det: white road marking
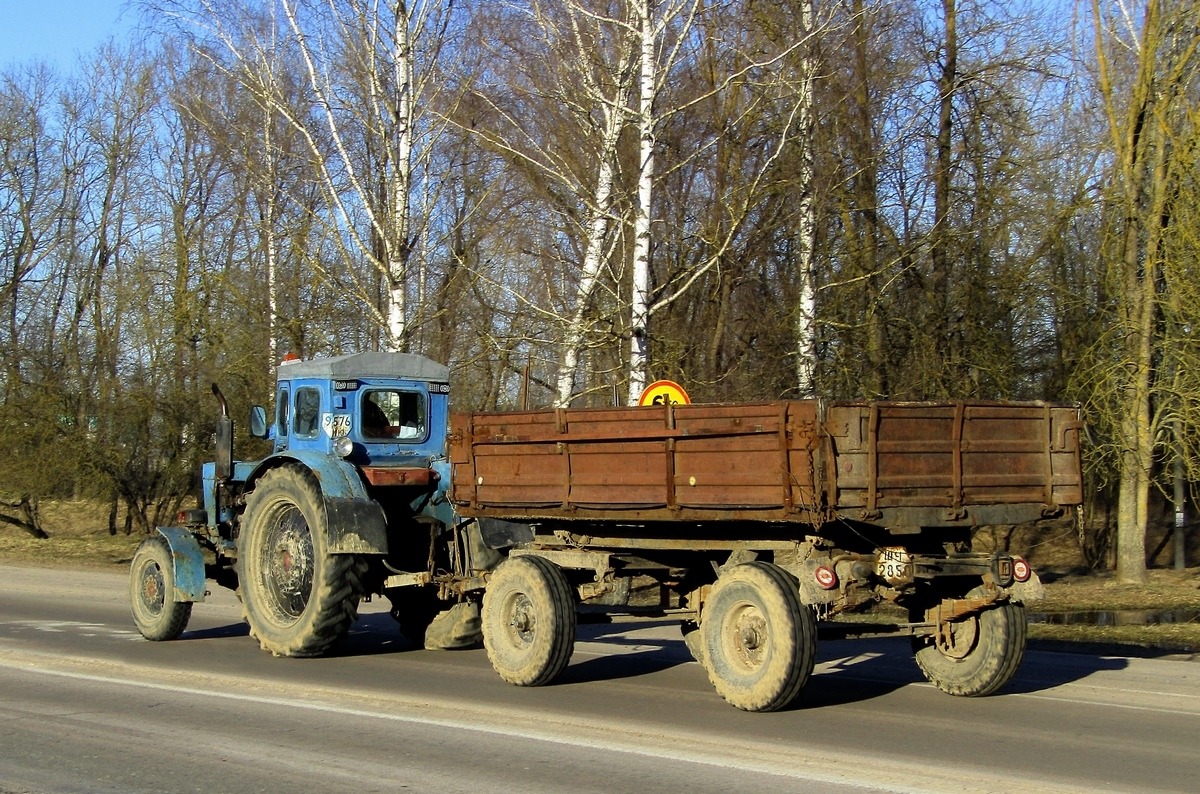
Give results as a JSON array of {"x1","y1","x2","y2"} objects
[{"x1": 0, "y1": 654, "x2": 1094, "y2": 794}]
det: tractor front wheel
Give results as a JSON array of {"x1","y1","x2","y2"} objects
[{"x1": 130, "y1": 535, "x2": 192, "y2": 641}]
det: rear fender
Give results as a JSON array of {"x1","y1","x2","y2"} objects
[
  {"x1": 245, "y1": 451, "x2": 389, "y2": 555},
  {"x1": 155, "y1": 526, "x2": 207, "y2": 603}
]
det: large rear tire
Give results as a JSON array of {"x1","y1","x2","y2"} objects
[
  {"x1": 912, "y1": 586, "x2": 1027, "y2": 696},
  {"x1": 130, "y1": 535, "x2": 192, "y2": 641},
  {"x1": 482, "y1": 555, "x2": 576, "y2": 686},
  {"x1": 237, "y1": 466, "x2": 367, "y2": 657},
  {"x1": 700, "y1": 562, "x2": 815, "y2": 712}
]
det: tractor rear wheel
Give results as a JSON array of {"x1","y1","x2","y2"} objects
[
  {"x1": 130, "y1": 535, "x2": 192, "y2": 641},
  {"x1": 237, "y1": 466, "x2": 367, "y2": 657}
]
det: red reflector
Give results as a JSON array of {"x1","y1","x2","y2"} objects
[
  {"x1": 1013, "y1": 558, "x2": 1031, "y2": 583},
  {"x1": 814, "y1": 565, "x2": 838, "y2": 590}
]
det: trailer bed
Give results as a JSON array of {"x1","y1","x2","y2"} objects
[{"x1": 448, "y1": 400, "x2": 1083, "y2": 529}]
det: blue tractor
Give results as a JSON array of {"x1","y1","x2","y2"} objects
[{"x1": 128, "y1": 352, "x2": 496, "y2": 656}]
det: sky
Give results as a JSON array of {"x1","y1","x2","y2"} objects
[{"x1": 0, "y1": 0, "x2": 134, "y2": 72}]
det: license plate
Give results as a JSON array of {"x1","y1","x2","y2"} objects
[{"x1": 876, "y1": 547, "x2": 911, "y2": 584}]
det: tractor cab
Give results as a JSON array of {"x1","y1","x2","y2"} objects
[{"x1": 261, "y1": 352, "x2": 451, "y2": 468}]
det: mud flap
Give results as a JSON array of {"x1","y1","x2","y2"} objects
[
  {"x1": 324, "y1": 496, "x2": 389, "y2": 554},
  {"x1": 477, "y1": 517, "x2": 534, "y2": 550},
  {"x1": 155, "y1": 526, "x2": 207, "y2": 603},
  {"x1": 423, "y1": 601, "x2": 482, "y2": 650}
]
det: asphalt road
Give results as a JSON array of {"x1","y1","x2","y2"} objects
[{"x1": 0, "y1": 565, "x2": 1196, "y2": 793}]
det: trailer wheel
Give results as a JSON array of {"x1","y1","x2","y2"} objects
[
  {"x1": 130, "y1": 535, "x2": 192, "y2": 641},
  {"x1": 912, "y1": 586, "x2": 1027, "y2": 696},
  {"x1": 701, "y1": 562, "x2": 815, "y2": 712},
  {"x1": 680, "y1": 619, "x2": 705, "y2": 666},
  {"x1": 389, "y1": 587, "x2": 442, "y2": 647},
  {"x1": 482, "y1": 555, "x2": 576, "y2": 686},
  {"x1": 237, "y1": 466, "x2": 367, "y2": 657}
]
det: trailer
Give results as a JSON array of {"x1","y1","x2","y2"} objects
[
  {"x1": 129, "y1": 352, "x2": 1083, "y2": 712},
  {"x1": 449, "y1": 399, "x2": 1081, "y2": 708}
]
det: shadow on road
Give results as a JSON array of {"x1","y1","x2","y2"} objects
[
  {"x1": 803, "y1": 636, "x2": 1132, "y2": 706},
  {"x1": 173, "y1": 611, "x2": 1135, "y2": 705},
  {"x1": 1006, "y1": 647, "x2": 1129, "y2": 693},
  {"x1": 180, "y1": 622, "x2": 250, "y2": 641},
  {"x1": 558, "y1": 619, "x2": 693, "y2": 685}
]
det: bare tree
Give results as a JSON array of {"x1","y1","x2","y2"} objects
[
  {"x1": 626, "y1": 0, "x2": 703, "y2": 404},
  {"x1": 791, "y1": 0, "x2": 819, "y2": 397},
  {"x1": 1086, "y1": 0, "x2": 1200, "y2": 582},
  {"x1": 0, "y1": 63, "x2": 69, "y2": 536},
  {"x1": 166, "y1": 0, "x2": 460, "y2": 352}
]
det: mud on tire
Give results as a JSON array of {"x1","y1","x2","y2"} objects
[
  {"x1": 912, "y1": 585, "x2": 1027, "y2": 697},
  {"x1": 237, "y1": 466, "x2": 367, "y2": 657},
  {"x1": 482, "y1": 555, "x2": 577, "y2": 686},
  {"x1": 700, "y1": 562, "x2": 815, "y2": 712},
  {"x1": 130, "y1": 535, "x2": 193, "y2": 641}
]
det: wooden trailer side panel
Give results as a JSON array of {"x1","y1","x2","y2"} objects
[{"x1": 826, "y1": 402, "x2": 1083, "y2": 524}]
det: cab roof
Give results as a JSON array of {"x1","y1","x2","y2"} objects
[{"x1": 278, "y1": 352, "x2": 449, "y2": 382}]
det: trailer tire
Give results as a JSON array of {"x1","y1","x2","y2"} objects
[
  {"x1": 130, "y1": 535, "x2": 192, "y2": 641},
  {"x1": 912, "y1": 586, "x2": 1027, "y2": 697},
  {"x1": 701, "y1": 562, "x2": 815, "y2": 712},
  {"x1": 237, "y1": 466, "x2": 367, "y2": 657},
  {"x1": 389, "y1": 587, "x2": 442, "y2": 647},
  {"x1": 482, "y1": 555, "x2": 576, "y2": 686},
  {"x1": 681, "y1": 619, "x2": 704, "y2": 666}
]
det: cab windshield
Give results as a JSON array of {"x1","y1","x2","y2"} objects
[{"x1": 361, "y1": 390, "x2": 426, "y2": 441}]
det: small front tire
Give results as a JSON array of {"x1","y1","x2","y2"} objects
[{"x1": 130, "y1": 535, "x2": 192, "y2": 641}]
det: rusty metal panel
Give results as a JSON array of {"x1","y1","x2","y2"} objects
[
  {"x1": 361, "y1": 466, "x2": 434, "y2": 487},
  {"x1": 449, "y1": 400, "x2": 1083, "y2": 528},
  {"x1": 451, "y1": 402, "x2": 823, "y2": 518},
  {"x1": 826, "y1": 401, "x2": 1083, "y2": 519},
  {"x1": 673, "y1": 402, "x2": 793, "y2": 508}
]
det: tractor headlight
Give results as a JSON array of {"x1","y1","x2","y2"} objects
[{"x1": 333, "y1": 436, "x2": 354, "y2": 458}]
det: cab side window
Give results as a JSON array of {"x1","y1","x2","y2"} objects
[
  {"x1": 276, "y1": 388, "x2": 289, "y2": 438},
  {"x1": 294, "y1": 387, "x2": 320, "y2": 438}
]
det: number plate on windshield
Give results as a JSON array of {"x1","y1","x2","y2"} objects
[{"x1": 876, "y1": 547, "x2": 912, "y2": 584}]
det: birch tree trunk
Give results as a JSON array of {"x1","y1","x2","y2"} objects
[
  {"x1": 793, "y1": 0, "x2": 818, "y2": 397},
  {"x1": 627, "y1": 0, "x2": 656, "y2": 405},
  {"x1": 385, "y1": 2, "x2": 415, "y2": 351},
  {"x1": 261, "y1": 98, "x2": 280, "y2": 360},
  {"x1": 551, "y1": 2, "x2": 638, "y2": 408},
  {"x1": 554, "y1": 93, "x2": 628, "y2": 407},
  {"x1": 185, "y1": 0, "x2": 454, "y2": 354}
]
